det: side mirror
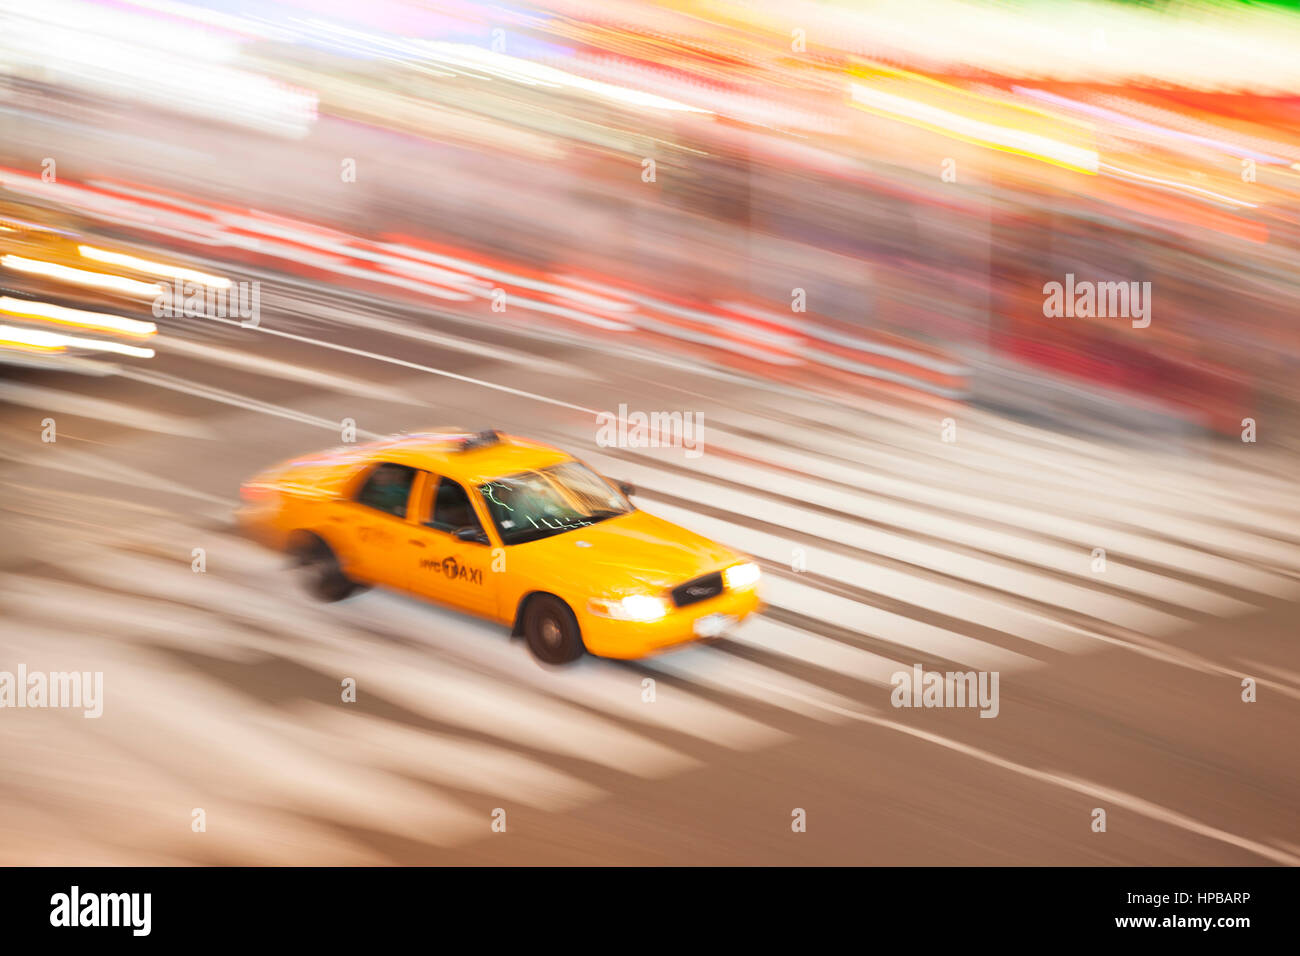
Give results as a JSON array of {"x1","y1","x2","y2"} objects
[
  {"x1": 454, "y1": 526, "x2": 489, "y2": 544},
  {"x1": 617, "y1": 480, "x2": 635, "y2": 497}
]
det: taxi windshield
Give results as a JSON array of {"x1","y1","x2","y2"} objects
[{"x1": 477, "y1": 461, "x2": 632, "y2": 545}]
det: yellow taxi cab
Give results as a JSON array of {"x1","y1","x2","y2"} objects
[{"x1": 237, "y1": 429, "x2": 762, "y2": 663}]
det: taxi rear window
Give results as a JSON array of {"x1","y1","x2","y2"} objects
[{"x1": 355, "y1": 462, "x2": 417, "y2": 518}]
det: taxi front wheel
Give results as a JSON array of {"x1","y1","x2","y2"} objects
[
  {"x1": 291, "y1": 535, "x2": 362, "y2": 602},
  {"x1": 523, "y1": 595, "x2": 585, "y2": 665}
]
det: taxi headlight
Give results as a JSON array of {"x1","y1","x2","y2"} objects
[
  {"x1": 723, "y1": 561, "x2": 761, "y2": 590},
  {"x1": 588, "y1": 594, "x2": 669, "y2": 622}
]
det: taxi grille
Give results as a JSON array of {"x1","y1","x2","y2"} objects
[{"x1": 671, "y1": 571, "x2": 724, "y2": 608}]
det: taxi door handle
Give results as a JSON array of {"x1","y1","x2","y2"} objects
[{"x1": 408, "y1": 539, "x2": 425, "y2": 547}]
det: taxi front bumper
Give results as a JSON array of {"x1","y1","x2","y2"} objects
[{"x1": 577, "y1": 585, "x2": 762, "y2": 659}]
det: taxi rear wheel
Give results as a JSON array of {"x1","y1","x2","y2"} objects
[
  {"x1": 523, "y1": 595, "x2": 585, "y2": 664},
  {"x1": 292, "y1": 536, "x2": 360, "y2": 602}
]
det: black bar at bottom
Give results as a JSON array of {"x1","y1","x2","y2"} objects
[{"x1": 1, "y1": 865, "x2": 1290, "y2": 942}]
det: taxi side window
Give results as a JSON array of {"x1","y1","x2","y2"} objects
[
  {"x1": 427, "y1": 477, "x2": 484, "y2": 534},
  {"x1": 355, "y1": 462, "x2": 417, "y2": 518}
]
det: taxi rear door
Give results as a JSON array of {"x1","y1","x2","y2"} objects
[{"x1": 326, "y1": 461, "x2": 421, "y2": 586}]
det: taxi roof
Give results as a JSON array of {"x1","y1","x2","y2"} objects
[{"x1": 351, "y1": 430, "x2": 574, "y2": 483}]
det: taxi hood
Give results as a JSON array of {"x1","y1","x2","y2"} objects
[{"x1": 523, "y1": 509, "x2": 741, "y2": 594}]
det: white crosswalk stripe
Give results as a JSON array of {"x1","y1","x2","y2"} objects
[
  {"x1": 726, "y1": 616, "x2": 908, "y2": 687},
  {"x1": 762, "y1": 574, "x2": 1049, "y2": 670}
]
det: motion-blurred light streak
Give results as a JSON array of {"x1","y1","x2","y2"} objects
[
  {"x1": 848, "y1": 83, "x2": 1099, "y2": 175},
  {"x1": 77, "y1": 246, "x2": 231, "y2": 289},
  {"x1": 1099, "y1": 163, "x2": 1258, "y2": 209},
  {"x1": 0, "y1": 256, "x2": 163, "y2": 297},
  {"x1": 0, "y1": 324, "x2": 155, "y2": 358},
  {"x1": 0, "y1": 298, "x2": 157, "y2": 338}
]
